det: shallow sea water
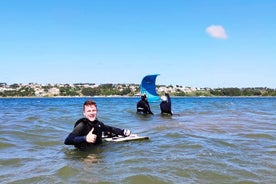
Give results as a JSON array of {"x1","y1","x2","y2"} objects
[{"x1": 0, "y1": 97, "x2": 275, "y2": 183}]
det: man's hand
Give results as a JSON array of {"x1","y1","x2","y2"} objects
[
  {"x1": 123, "y1": 129, "x2": 131, "y2": 137},
  {"x1": 86, "y1": 128, "x2": 97, "y2": 143}
]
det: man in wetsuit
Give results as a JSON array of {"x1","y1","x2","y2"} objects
[
  {"x1": 160, "y1": 93, "x2": 173, "y2": 116},
  {"x1": 136, "y1": 94, "x2": 154, "y2": 115},
  {"x1": 64, "y1": 100, "x2": 131, "y2": 150}
]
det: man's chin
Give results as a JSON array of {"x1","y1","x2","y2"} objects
[{"x1": 88, "y1": 117, "x2": 96, "y2": 121}]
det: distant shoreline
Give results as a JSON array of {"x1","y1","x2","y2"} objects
[
  {"x1": 1, "y1": 95, "x2": 275, "y2": 99},
  {"x1": 1, "y1": 83, "x2": 275, "y2": 97}
]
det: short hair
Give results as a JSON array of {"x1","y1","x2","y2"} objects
[
  {"x1": 141, "y1": 94, "x2": 146, "y2": 99},
  {"x1": 83, "y1": 100, "x2": 97, "y2": 111}
]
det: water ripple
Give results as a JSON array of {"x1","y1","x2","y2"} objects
[{"x1": 0, "y1": 97, "x2": 275, "y2": 183}]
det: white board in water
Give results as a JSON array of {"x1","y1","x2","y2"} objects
[{"x1": 102, "y1": 134, "x2": 149, "y2": 142}]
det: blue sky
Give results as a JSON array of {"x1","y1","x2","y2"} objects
[{"x1": 0, "y1": 0, "x2": 275, "y2": 88}]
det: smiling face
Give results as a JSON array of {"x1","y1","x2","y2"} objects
[
  {"x1": 82, "y1": 100, "x2": 98, "y2": 121},
  {"x1": 83, "y1": 104, "x2": 98, "y2": 122}
]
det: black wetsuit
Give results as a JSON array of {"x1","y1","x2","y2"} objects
[
  {"x1": 64, "y1": 118, "x2": 125, "y2": 150},
  {"x1": 136, "y1": 99, "x2": 153, "y2": 115},
  {"x1": 160, "y1": 94, "x2": 172, "y2": 115}
]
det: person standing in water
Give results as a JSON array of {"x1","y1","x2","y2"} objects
[
  {"x1": 64, "y1": 99, "x2": 131, "y2": 150},
  {"x1": 160, "y1": 93, "x2": 173, "y2": 116},
  {"x1": 136, "y1": 94, "x2": 154, "y2": 115}
]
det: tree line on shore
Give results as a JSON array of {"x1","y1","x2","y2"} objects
[{"x1": 0, "y1": 83, "x2": 275, "y2": 97}]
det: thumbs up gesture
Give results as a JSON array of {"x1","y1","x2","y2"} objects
[{"x1": 86, "y1": 128, "x2": 97, "y2": 143}]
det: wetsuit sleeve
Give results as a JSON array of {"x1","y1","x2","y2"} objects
[
  {"x1": 160, "y1": 102, "x2": 165, "y2": 113},
  {"x1": 166, "y1": 93, "x2": 171, "y2": 106},
  {"x1": 165, "y1": 93, "x2": 173, "y2": 115},
  {"x1": 102, "y1": 123, "x2": 124, "y2": 136},
  {"x1": 137, "y1": 100, "x2": 144, "y2": 111},
  {"x1": 146, "y1": 101, "x2": 154, "y2": 115},
  {"x1": 64, "y1": 122, "x2": 87, "y2": 145}
]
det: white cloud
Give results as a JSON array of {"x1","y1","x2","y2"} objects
[{"x1": 206, "y1": 25, "x2": 228, "y2": 39}]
